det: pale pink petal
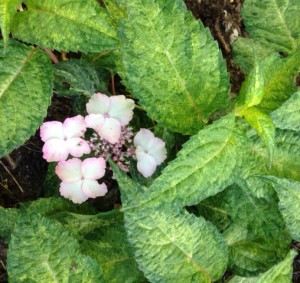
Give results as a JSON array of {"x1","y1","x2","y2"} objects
[
  {"x1": 147, "y1": 138, "x2": 167, "y2": 165},
  {"x1": 109, "y1": 95, "x2": 135, "y2": 125},
  {"x1": 136, "y1": 150, "x2": 157, "y2": 178},
  {"x1": 85, "y1": 114, "x2": 105, "y2": 132},
  {"x1": 81, "y1": 157, "x2": 106, "y2": 180},
  {"x1": 98, "y1": 118, "x2": 121, "y2": 144},
  {"x1": 86, "y1": 93, "x2": 110, "y2": 115},
  {"x1": 59, "y1": 181, "x2": 88, "y2": 204},
  {"x1": 42, "y1": 139, "x2": 69, "y2": 162},
  {"x1": 134, "y1": 128, "x2": 155, "y2": 150},
  {"x1": 82, "y1": 180, "x2": 108, "y2": 198},
  {"x1": 63, "y1": 115, "x2": 86, "y2": 139},
  {"x1": 67, "y1": 138, "x2": 91, "y2": 158},
  {"x1": 55, "y1": 158, "x2": 82, "y2": 182},
  {"x1": 40, "y1": 121, "x2": 64, "y2": 142}
]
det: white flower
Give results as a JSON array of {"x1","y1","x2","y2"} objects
[
  {"x1": 56, "y1": 157, "x2": 108, "y2": 204},
  {"x1": 85, "y1": 93, "x2": 135, "y2": 144},
  {"x1": 134, "y1": 129, "x2": 167, "y2": 178},
  {"x1": 40, "y1": 115, "x2": 90, "y2": 162}
]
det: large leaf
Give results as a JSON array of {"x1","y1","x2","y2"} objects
[
  {"x1": 0, "y1": 0, "x2": 21, "y2": 50},
  {"x1": 117, "y1": 0, "x2": 230, "y2": 134},
  {"x1": 7, "y1": 213, "x2": 104, "y2": 282},
  {"x1": 262, "y1": 176, "x2": 300, "y2": 241},
  {"x1": 11, "y1": 0, "x2": 117, "y2": 53},
  {"x1": 0, "y1": 40, "x2": 52, "y2": 158},
  {"x1": 228, "y1": 250, "x2": 297, "y2": 283},
  {"x1": 113, "y1": 167, "x2": 228, "y2": 283},
  {"x1": 271, "y1": 91, "x2": 300, "y2": 131},
  {"x1": 242, "y1": 0, "x2": 300, "y2": 54},
  {"x1": 0, "y1": 207, "x2": 18, "y2": 241}
]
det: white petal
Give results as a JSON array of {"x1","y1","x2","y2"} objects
[
  {"x1": 98, "y1": 118, "x2": 121, "y2": 144},
  {"x1": 147, "y1": 138, "x2": 167, "y2": 165},
  {"x1": 85, "y1": 114, "x2": 105, "y2": 132},
  {"x1": 134, "y1": 129, "x2": 155, "y2": 150},
  {"x1": 55, "y1": 158, "x2": 82, "y2": 182},
  {"x1": 59, "y1": 181, "x2": 88, "y2": 204},
  {"x1": 82, "y1": 180, "x2": 107, "y2": 198},
  {"x1": 40, "y1": 121, "x2": 64, "y2": 142},
  {"x1": 86, "y1": 93, "x2": 110, "y2": 115},
  {"x1": 63, "y1": 115, "x2": 86, "y2": 139},
  {"x1": 42, "y1": 139, "x2": 69, "y2": 162},
  {"x1": 109, "y1": 95, "x2": 135, "y2": 125},
  {"x1": 136, "y1": 151, "x2": 157, "y2": 178},
  {"x1": 67, "y1": 138, "x2": 91, "y2": 158},
  {"x1": 82, "y1": 157, "x2": 106, "y2": 180}
]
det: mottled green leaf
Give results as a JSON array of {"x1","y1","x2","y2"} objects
[
  {"x1": 228, "y1": 250, "x2": 297, "y2": 283},
  {"x1": 0, "y1": 40, "x2": 52, "y2": 158},
  {"x1": 7, "y1": 213, "x2": 104, "y2": 283},
  {"x1": 11, "y1": 0, "x2": 117, "y2": 53},
  {"x1": 118, "y1": 0, "x2": 230, "y2": 134},
  {"x1": 0, "y1": 0, "x2": 21, "y2": 50},
  {"x1": 0, "y1": 207, "x2": 18, "y2": 241},
  {"x1": 242, "y1": 0, "x2": 300, "y2": 54},
  {"x1": 271, "y1": 91, "x2": 300, "y2": 131}
]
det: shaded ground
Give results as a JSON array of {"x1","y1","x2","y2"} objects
[{"x1": 0, "y1": 0, "x2": 299, "y2": 282}]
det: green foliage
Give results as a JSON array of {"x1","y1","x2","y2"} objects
[
  {"x1": 0, "y1": 40, "x2": 52, "y2": 158},
  {"x1": 11, "y1": 0, "x2": 117, "y2": 53},
  {"x1": 117, "y1": 0, "x2": 230, "y2": 134},
  {"x1": 0, "y1": 207, "x2": 18, "y2": 241},
  {"x1": 271, "y1": 91, "x2": 300, "y2": 131},
  {"x1": 228, "y1": 250, "x2": 297, "y2": 283},
  {"x1": 0, "y1": 0, "x2": 21, "y2": 50},
  {"x1": 242, "y1": 0, "x2": 300, "y2": 54}
]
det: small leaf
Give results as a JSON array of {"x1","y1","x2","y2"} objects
[
  {"x1": 117, "y1": 0, "x2": 230, "y2": 134},
  {"x1": 261, "y1": 176, "x2": 300, "y2": 241},
  {"x1": 270, "y1": 91, "x2": 300, "y2": 131},
  {"x1": 0, "y1": 40, "x2": 52, "y2": 158},
  {"x1": 7, "y1": 213, "x2": 104, "y2": 282},
  {"x1": 243, "y1": 107, "x2": 275, "y2": 162},
  {"x1": 228, "y1": 250, "x2": 297, "y2": 283},
  {"x1": 11, "y1": 0, "x2": 117, "y2": 53},
  {"x1": 0, "y1": 0, "x2": 21, "y2": 50}
]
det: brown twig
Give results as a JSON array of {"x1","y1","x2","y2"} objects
[
  {"x1": 4, "y1": 155, "x2": 17, "y2": 170},
  {"x1": 0, "y1": 161, "x2": 24, "y2": 194},
  {"x1": 214, "y1": 17, "x2": 231, "y2": 54},
  {"x1": 111, "y1": 73, "x2": 116, "y2": 96},
  {"x1": 44, "y1": 48, "x2": 59, "y2": 63}
]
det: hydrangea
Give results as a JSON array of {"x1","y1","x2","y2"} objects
[
  {"x1": 134, "y1": 129, "x2": 167, "y2": 178},
  {"x1": 85, "y1": 93, "x2": 135, "y2": 144},
  {"x1": 40, "y1": 115, "x2": 90, "y2": 162},
  {"x1": 55, "y1": 157, "x2": 107, "y2": 204}
]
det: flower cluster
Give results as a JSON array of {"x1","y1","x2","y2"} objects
[{"x1": 40, "y1": 93, "x2": 167, "y2": 204}]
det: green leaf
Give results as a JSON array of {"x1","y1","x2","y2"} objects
[
  {"x1": 113, "y1": 165, "x2": 228, "y2": 283},
  {"x1": 270, "y1": 91, "x2": 300, "y2": 131},
  {"x1": 7, "y1": 213, "x2": 104, "y2": 283},
  {"x1": 242, "y1": 0, "x2": 300, "y2": 54},
  {"x1": 0, "y1": 0, "x2": 21, "y2": 50},
  {"x1": 243, "y1": 107, "x2": 275, "y2": 162},
  {"x1": 228, "y1": 249, "x2": 297, "y2": 283},
  {"x1": 221, "y1": 184, "x2": 291, "y2": 276},
  {"x1": 0, "y1": 207, "x2": 18, "y2": 241},
  {"x1": 118, "y1": 0, "x2": 230, "y2": 134},
  {"x1": 0, "y1": 40, "x2": 52, "y2": 158},
  {"x1": 43, "y1": 163, "x2": 60, "y2": 197},
  {"x1": 54, "y1": 59, "x2": 109, "y2": 97},
  {"x1": 261, "y1": 176, "x2": 300, "y2": 241},
  {"x1": 11, "y1": 0, "x2": 117, "y2": 53}
]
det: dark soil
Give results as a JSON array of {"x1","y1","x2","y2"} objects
[{"x1": 0, "y1": 0, "x2": 299, "y2": 282}]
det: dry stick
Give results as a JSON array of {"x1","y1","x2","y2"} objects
[
  {"x1": 214, "y1": 17, "x2": 231, "y2": 54},
  {"x1": 4, "y1": 155, "x2": 17, "y2": 170},
  {"x1": 44, "y1": 48, "x2": 59, "y2": 64},
  {"x1": 0, "y1": 161, "x2": 24, "y2": 194},
  {"x1": 111, "y1": 73, "x2": 116, "y2": 96}
]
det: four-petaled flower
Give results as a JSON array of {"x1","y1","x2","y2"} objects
[
  {"x1": 55, "y1": 157, "x2": 107, "y2": 204},
  {"x1": 134, "y1": 129, "x2": 167, "y2": 178},
  {"x1": 40, "y1": 115, "x2": 90, "y2": 162},
  {"x1": 85, "y1": 93, "x2": 135, "y2": 144}
]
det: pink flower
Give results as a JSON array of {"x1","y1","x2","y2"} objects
[
  {"x1": 55, "y1": 158, "x2": 108, "y2": 204},
  {"x1": 134, "y1": 129, "x2": 167, "y2": 178},
  {"x1": 85, "y1": 93, "x2": 135, "y2": 144},
  {"x1": 40, "y1": 116, "x2": 91, "y2": 162}
]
